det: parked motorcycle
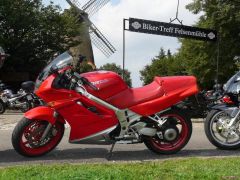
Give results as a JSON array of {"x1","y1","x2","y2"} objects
[
  {"x1": 0, "y1": 81, "x2": 43, "y2": 114},
  {"x1": 205, "y1": 71, "x2": 240, "y2": 149},
  {"x1": 176, "y1": 88, "x2": 224, "y2": 119},
  {"x1": 12, "y1": 52, "x2": 199, "y2": 157}
]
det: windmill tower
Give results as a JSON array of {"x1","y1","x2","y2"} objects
[{"x1": 66, "y1": 0, "x2": 116, "y2": 66}]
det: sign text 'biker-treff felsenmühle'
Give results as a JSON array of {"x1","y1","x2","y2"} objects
[{"x1": 129, "y1": 18, "x2": 217, "y2": 42}]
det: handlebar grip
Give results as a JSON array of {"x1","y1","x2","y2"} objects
[
  {"x1": 87, "y1": 81, "x2": 99, "y2": 91},
  {"x1": 73, "y1": 73, "x2": 98, "y2": 91}
]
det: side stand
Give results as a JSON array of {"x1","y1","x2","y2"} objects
[{"x1": 106, "y1": 142, "x2": 116, "y2": 160}]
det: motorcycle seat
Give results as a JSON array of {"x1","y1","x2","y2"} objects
[{"x1": 106, "y1": 77, "x2": 164, "y2": 109}]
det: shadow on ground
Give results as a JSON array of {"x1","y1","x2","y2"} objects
[{"x1": 0, "y1": 147, "x2": 240, "y2": 166}]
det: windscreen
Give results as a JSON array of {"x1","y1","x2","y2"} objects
[
  {"x1": 35, "y1": 52, "x2": 73, "y2": 90},
  {"x1": 224, "y1": 71, "x2": 240, "y2": 94}
]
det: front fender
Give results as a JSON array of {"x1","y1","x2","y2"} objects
[
  {"x1": 212, "y1": 104, "x2": 238, "y2": 118},
  {"x1": 24, "y1": 106, "x2": 65, "y2": 125},
  {"x1": 211, "y1": 104, "x2": 235, "y2": 111}
]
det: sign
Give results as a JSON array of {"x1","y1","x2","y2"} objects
[{"x1": 129, "y1": 18, "x2": 217, "y2": 42}]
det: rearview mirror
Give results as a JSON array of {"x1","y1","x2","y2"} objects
[{"x1": 50, "y1": 65, "x2": 59, "y2": 74}]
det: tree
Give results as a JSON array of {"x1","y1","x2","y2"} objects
[
  {"x1": 177, "y1": 0, "x2": 240, "y2": 88},
  {"x1": 0, "y1": 0, "x2": 80, "y2": 80},
  {"x1": 140, "y1": 49, "x2": 185, "y2": 85},
  {"x1": 100, "y1": 63, "x2": 132, "y2": 87}
]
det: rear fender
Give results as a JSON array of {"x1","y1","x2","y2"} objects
[
  {"x1": 24, "y1": 106, "x2": 65, "y2": 124},
  {"x1": 212, "y1": 104, "x2": 238, "y2": 118}
]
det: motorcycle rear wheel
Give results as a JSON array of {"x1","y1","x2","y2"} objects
[
  {"x1": 0, "y1": 100, "x2": 6, "y2": 114},
  {"x1": 12, "y1": 118, "x2": 64, "y2": 157},
  {"x1": 143, "y1": 109, "x2": 192, "y2": 155},
  {"x1": 205, "y1": 110, "x2": 240, "y2": 150},
  {"x1": 20, "y1": 101, "x2": 31, "y2": 113}
]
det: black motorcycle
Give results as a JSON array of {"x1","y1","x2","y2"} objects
[
  {"x1": 0, "y1": 81, "x2": 43, "y2": 114},
  {"x1": 175, "y1": 87, "x2": 223, "y2": 119},
  {"x1": 205, "y1": 71, "x2": 240, "y2": 150}
]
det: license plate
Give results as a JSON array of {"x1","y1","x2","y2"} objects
[{"x1": 27, "y1": 95, "x2": 33, "y2": 101}]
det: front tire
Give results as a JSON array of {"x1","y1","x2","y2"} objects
[
  {"x1": 12, "y1": 118, "x2": 64, "y2": 157},
  {"x1": 205, "y1": 110, "x2": 240, "y2": 150},
  {"x1": 143, "y1": 109, "x2": 192, "y2": 155}
]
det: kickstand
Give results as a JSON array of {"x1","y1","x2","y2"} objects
[{"x1": 106, "y1": 142, "x2": 116, "y2": 160}]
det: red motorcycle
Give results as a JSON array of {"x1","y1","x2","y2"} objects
[{"x1": 12, "y1": 52, "x2": 199, "y2": 157}]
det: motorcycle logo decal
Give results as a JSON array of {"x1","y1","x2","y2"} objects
[{"x1": 92, "y1": 79, "x2": 109, "y2": 85}]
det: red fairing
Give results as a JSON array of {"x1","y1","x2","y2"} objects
[
  {"x1": 34, "y1": 73, "x2": 118, "y2": 141},
  {"x1": 54, "y1": 96, "x2": 118, "y2": 141},
  {"x1": 130, "y1": 76, "x2": 199, "y2": 116}
]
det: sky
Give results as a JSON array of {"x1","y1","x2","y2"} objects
[{"x1": 43, "y1": 0, "x2": 201, "y2": 87}]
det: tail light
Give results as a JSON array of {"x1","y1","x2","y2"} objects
[{"x1": 222, "y1": 96, "x2": 234, "y2": 104}]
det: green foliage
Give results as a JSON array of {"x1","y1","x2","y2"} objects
[
  {"x1": 100, "y1": 63, "x2": 132, "y2": 87},
  {"x1": 1, "y1": 158, "x2": 240, "y2": 179},
  {"x1": 182, "y1": 0, "x2": 240, "y2": 88},
  {"x1": 141, "y1": 1, "x2": 240, "y2": 88},
  {"x1": 140, "y1": 48, "x2": 186, "y2": 85},
  {"x1": 0, "y1": 0, "x2": 80, "y2": 78}
]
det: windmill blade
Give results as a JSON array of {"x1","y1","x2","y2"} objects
[
  {"x1": 83, "y1": 0, "x2": 110, "y2": 17},
  {"x1": 89, "y1": 22, "x2": 116, "y2": 57},
  {"x1": 91, "y1": 34, "x2": 112, "y2": 57},
  {"x1": 66, "y1": 0, "x2": 116, "y2": 57},
  {"x1": 66, "y1": 0, "x2": 84, "y2": 13}
]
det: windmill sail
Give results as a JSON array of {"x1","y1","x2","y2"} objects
[
  {"x1": 89, "y1": 22, "x2": 116, "y2": 57},
  {"x1": 83, "y1": 0, "x2": 110, "y2": 17},
  {"x1": 66, "y1": 0, "x2": 116, "y2": 58}
]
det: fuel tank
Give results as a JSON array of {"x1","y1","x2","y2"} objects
[{"x1": 81, "y1": 71, "x2": 128, "y2": 100}]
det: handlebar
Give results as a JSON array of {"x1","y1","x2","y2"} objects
[{"x1": 73, "y1": 72, "x2": 98, "y2": 91}]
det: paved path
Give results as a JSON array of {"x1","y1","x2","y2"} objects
[{"x1": 1, "y1": 113, "x2": 240, "y2": 167}]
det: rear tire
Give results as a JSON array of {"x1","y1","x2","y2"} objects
[
  {"x1": 144, "y1": 109, "x2": 192, "y2": 155},
  {"x1": 12, "y1": 118, "x2": 64, "y2": 157},
  {"x1": 0, "y1": 100, "x2": 6, "y2": 114},
  {"x1": 20, "y1": 101, "x2": 31, "y2": 113}
]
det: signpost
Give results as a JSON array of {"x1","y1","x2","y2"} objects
[
  {"x1": 128, "y1": 18, "x2": 217, "y2": 42},
  {"x1": 122, "y1": 17, "x2": 218, "y2": 80}
]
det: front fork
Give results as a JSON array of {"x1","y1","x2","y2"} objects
[
  {"x1": 40, "y1": 123, "x2": 53, "y2": 141},
  {"x1": 228, "y1": 107, "x2": 240, "y2": 127}
]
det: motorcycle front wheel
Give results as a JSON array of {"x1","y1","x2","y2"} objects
[
  {"x1": 143, "y1": 109, "x2": 192, "y2": 155},
  {"x1": 205, "y1": 110, "x2": 240, "y2": 150},
  {"x1": 0, "y1": 100, "x2": 6, "y2": 114},
  {"x1": 12, "y1": 118, "x2": 64, "y2": 157}
]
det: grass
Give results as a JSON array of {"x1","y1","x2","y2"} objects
[{"x1": 0, "y1": 157, "x2": 240, "y2": 180}]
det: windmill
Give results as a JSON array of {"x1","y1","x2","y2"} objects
[{"x1": 66, "y1": 0, "x2": 116, "y2": 64}]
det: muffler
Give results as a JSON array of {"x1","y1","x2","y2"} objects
[
  {"x1": 139, "y1": 128, "x2": 157, "y2": 137},
  {"x1": 131, "y1": 122, "x2": 157, "y2": 137}
]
